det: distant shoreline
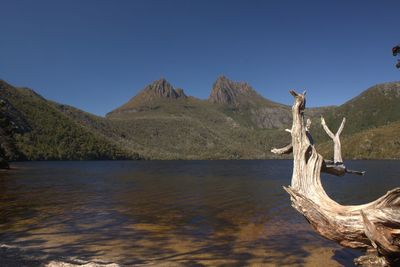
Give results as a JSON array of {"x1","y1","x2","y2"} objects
[{"x1": 5, "y1": 158, "x2": 400, "y2": 164}]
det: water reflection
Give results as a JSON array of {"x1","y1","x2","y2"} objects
[{"x1": 0, "y1": 160, "x2": 398, "y2": 266}]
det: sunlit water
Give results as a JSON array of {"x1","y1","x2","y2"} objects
[{"x1": 0, "y1": 160, "x2": 399, "y2": 266}]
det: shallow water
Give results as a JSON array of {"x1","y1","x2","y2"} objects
[{"x1": 0, "y1": 160, "x2": 399, "y2": 266}]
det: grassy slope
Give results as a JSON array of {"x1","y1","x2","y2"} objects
[
  {"x1": 1, "y1": 79, "x2": 399, "y2": 160},
  {"x1": 50, "y1": 81, "x2": 400, "y2": 160},
  {"x1": 0, "y1": 81, "x2": 134, "y2": 160},
  {"x1": 312, "y1": 82, "x2": 400, "y2": 138},
  {"x1": 101, "y1": 78, "x2": 292, "y2": 159},
  {"x1": 318, "y1": 121, "x2": 400, "y2": 159},
  {"x1": 307, "y1": 82, "x2": 400, "y2": 153},
  {"x1": 106, "y1": 97, "x2": 289, "y2": 159}
]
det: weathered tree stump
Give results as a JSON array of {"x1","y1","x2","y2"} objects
[{"x1": 271, "y1": 91, "x2": 400, "y2": 266}]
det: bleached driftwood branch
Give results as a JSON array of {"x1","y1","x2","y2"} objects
[
  {"x1": 320, "y1": 116, "x2": 365, "y2": 176},
  {"x1": 272, "y1": 90, "x2": 400, "y2": 266},
  {"x1": 271, "y1": 144, "x2": 293, "y2": 155},
  {"x1": 321, "y1": 116, "x2": 345, "y2": 163}
]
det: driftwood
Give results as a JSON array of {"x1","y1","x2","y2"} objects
[{"x1": 271, "y1": 91, "x2": 400, "y2": 266}]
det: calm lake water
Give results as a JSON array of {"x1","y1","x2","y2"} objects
[{"x1": 0, "y1": 160, "x2": 399, "y2": 266}]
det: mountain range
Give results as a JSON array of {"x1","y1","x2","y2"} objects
[{"x1": 0, "y1": 76, "x2": 399, "y2": 163}]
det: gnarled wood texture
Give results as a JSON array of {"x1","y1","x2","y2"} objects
[{"x1": 272, "y1": 91, "x2": 400, "y2": 266}]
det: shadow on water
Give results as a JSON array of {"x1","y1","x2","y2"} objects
[{"x1": 1, "y1": 160, "x2": 397, "y2": 266}]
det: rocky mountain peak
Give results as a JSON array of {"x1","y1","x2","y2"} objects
[
  {"x1": 208, "y1": 76, "x2": 255, "y2": 105},
  {"x1": 143, "y1": 78, "x2": 187, "y2": 99},
  {"x1": 107, "y1": 78, "x2": 188, "y2": 115}
]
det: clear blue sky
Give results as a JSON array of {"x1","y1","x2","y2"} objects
[{"x1": 0, "y1": 0, "x2": 399, "y2": 116}]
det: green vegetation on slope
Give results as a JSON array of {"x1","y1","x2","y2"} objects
[
  {"x1": 1, "y1": 78, "x2": 399, "y2": 161},
  {"x1": 103, "y1": 78, "x2": 291, "y2": 159},
  {"x1": 305, "y1": 82, "x2": 400, "y2": 152},
  {"x1": 0, "y1": 80, "x2": 137, "y2": 160},
  {"x1": 106, "y1": 95, "x2": 289, "y2": 159},
  {"x1": 318, "y1": 121, "x2": 400, "y2": 160},
  {"x1": 311, "y1": 82, "x2": 400, "y2": 140},
  {"x1": 0, "y1": 102, "x2": 12, "y2": 168}
]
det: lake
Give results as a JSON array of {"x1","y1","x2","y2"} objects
[{"x1": 0, "y1": 160, "x2": 399, "y2": 266}]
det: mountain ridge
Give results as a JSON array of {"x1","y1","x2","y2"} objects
[
  {"x1": 108, "y1": 76, "x2": 293, "y2": 129},
  {"x1": 0, "y1": 77, "x2": 399, "y2": 161},
  {"x1": 208, "y1": 75, "x2": 260, "y2": 105}
]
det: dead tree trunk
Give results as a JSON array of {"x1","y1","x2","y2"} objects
[
  {"x1": 271, "y1": 91, "x2": 400, "y2": 266},
  {"x1": 321, "y1": 116, "x2": 345, "y2": 164}
]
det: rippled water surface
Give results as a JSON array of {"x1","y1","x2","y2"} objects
[{"x1": 0, "y1": 160, "x2": 399, "y2": 266}]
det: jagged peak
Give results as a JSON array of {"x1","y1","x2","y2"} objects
[
  {"x1": 141, "y1": 78, "x2": 187, "y2": 99},
  {"x1": 107, "y1": 78, "x2": 188, "y2": 115},
  {"x1": 208, "y1": 75, "x2": 256, "y2": 105}
]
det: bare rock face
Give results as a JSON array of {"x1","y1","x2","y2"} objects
[
  {"x1": 143, "y1": 78, "x2": 187, "y2": 99},
  {"x1": 175, "y1": 88, "x2": 187, "y2": 98},
  {"x1": 250, "y1": 107, "x2": 292, "y2": 129},
  {"x1": 208, "y1": 75, "x2": 255, "y2": 106}
]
